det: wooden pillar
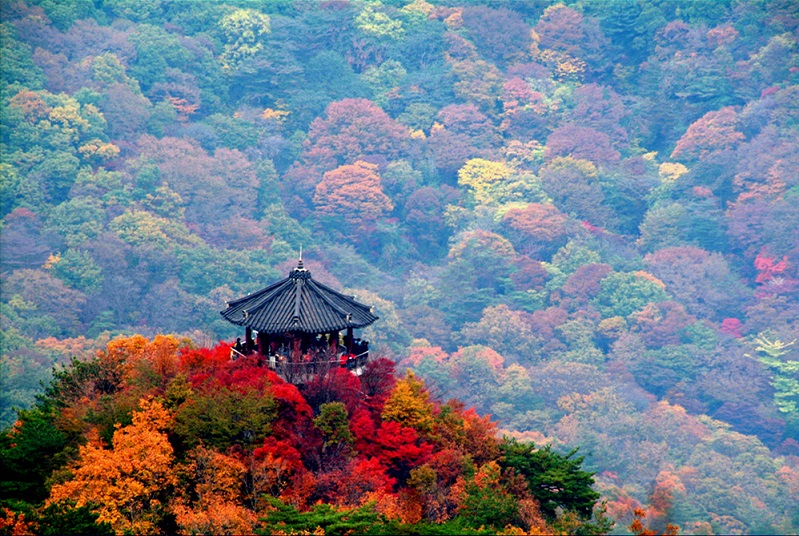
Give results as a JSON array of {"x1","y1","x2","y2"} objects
[
  {"x1": 292, "y1": 334, "x2": 301, "y2": 361},
  {"x1": 245, "y1": 327, "x2": 253, "y2": 354},
  {"x1": 330, "y1": 331, "x2": 338, "y2": 354},
  {"x1": 346, "y1": 327, "x2": 354, "y2": 354},
  {"x1": 258, "y1": 332, "x2": 268, "y2": 357}
]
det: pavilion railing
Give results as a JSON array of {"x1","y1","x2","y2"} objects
[
  {"x1": 271, "y1": 351, "x2": 370, "y2": 384},
  {"x1": 230, "y1": 344, "x2": 370, "y2": 384}
]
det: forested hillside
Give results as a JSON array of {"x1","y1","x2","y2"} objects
[{"x1": 1, "y1": 0, "x2": 799, "y2": 533}]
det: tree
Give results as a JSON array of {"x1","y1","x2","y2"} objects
[
  {"x1": 499, "y1": 439, "x2": 600, "y2": 522},
  {"x1": 44, "y1": 197, "x2": 106, "y2": 248},
  {"x1": 629, "y1": 507, "x2": 680, "y2": 536},
  {"x1": 734, "y1": 123, "x2": 799, "y2": 203},
  {"x1": 535, "y1": 4, "x2": 585, "y2": 56},
  {"x1": 256, "y1": 497, "x2": 386, "y2": 536},
  {"x1": 382, "y1": 371, "x2": 435, "y2": 435},
  {"x1": 0, "y1": 22, "x2": 45, "y2": 91},
  {"x1": 313, "y1": 160, "x2": 393, "y2": 233},
  {"x1": 447, "y1": 230, "x2": 516, "y2": 292},
  {"x1": 314, "y1": 402, "x2": 354, "y2": 467},
  {"x1": 0, "y1": 404, "x2": 72, "y2": 504},
  {"x1": 108, "y1": 210, "x2": 200, "y2": 250},
  {"x1": 727, "y1": 197, "x2": 799, "y2": 263},
  {"x1": 333, "y1": 457, "x2": 395, "y2": 508},
  {"x1": 496, "y1": 364, "x2": 540, "y2": 417},
  {"x1": 0, "y1": 209, "x2": 53, "y2": 271},
  {"x1": 372, "y1": 421, "x2": 433, "y2": 484},
  {"x1": 631, "y1": 301, "x2": 697, "y2": 348},
  {"x1": 753, "y1": 250, "x2": 797, "y2": 298},
  {"x1": 47, "y1": 399, "x2": 177, "y2": 534},
  {"x1": 171, "y1": 445, "x2": 256, "y2": 534},
  {"x1": 48, "y1": 249, "x2": 103, "y2": 293},
  {"x1": 450, "y1": 58, "x2": 504, "y2": 114},
  {"x1": 357, "y1": 358, "x2": 397, "y2": 411},
  {"x1": 636, "y1": 203, "x2": 689, "y2": 252},
  {"x1": 304, "y1": 98, "x2": 409, "y2": 169},
  {"x1": 456, "y1": 158, "x2": 513, "y2": 206},
  {"x1": 748, "y1": 334, "x2": 799, "y2": 415},
  {"x1": 671, "y1": 106, "x2": 744, "y2": 163},
  {"x1": 1, "y1": 151, "x2": 45, "y2": 213},
  {"x1": 37, "y1": 501, "x2": 114, "y2": 536},
  {"x1": 446, "y1": 346, "x2": 505, "y2": 414},
  {"x1": 461, "y1": 6, "x2": 531, "y2": 67},
  {"x1": 361, "y1": 59, "x2": 407, "y2": 108},
  {"x1": 427, "y1": 104, "x2": 500, "y2": 178},
  {"x1": 218, "y1": 8, "x2": 271, "y2": 70},
  {"x1": 560, "y1": 263, "x2": 614, "y2": 305},
  {"x1": 539, "y1": 157, "x2": 615, "y2": 227},
  {"x1": 502, "y1": 203, "x2": 570, "y2": 258},
  {"x1": 173, "y1": 383, "x2": 276, "y2": 450},
  {"x1": 592, "y1": 271, "x2": 669, "y2": 319},
  {"x1": 3, "y1": 269, "x2": 87, "y2": 338},
  {"x1": 500, "y1": 77, "x2": 550, "y2": 139},
  {"x1": 644, "y1": 246, "x2": 752, "y2": 320},
  {"x1": 459, "y1": 305, "x2": 541, "y2": 365},
  {"x1": 510, "y1": 255, "x2": 549, "y2": 294},
  {"x1": 135, "y1": 135, "x2": 258, "y2": 225},
  {"x1": 458, "y1": 461, "x2": 524, "y2": 530},
  {"x1": 546, "y1": 125, "x2": 621, "y2": 167},
  {"x1": 567, "y1": 84, "x2": 629, "y2": 148},
  {"x1": 356, "y1": 4, "x2": 404, "y2": 42}
]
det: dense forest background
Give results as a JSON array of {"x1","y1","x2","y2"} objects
[{"x1": 1, "y1": 0, "x2": 799, "y2": 533}]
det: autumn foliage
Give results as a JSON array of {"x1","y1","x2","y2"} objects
[
  {"x1": 313, "y1": 160, "x2": 394, "y2": 232},
  {"x1": 0, "y1": 336, "x2": 607, "y2": 535},
  {"x1": 3, "y1": 0, "x2": 799, "y2": 534}
]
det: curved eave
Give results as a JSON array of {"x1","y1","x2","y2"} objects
[{"x1": 220, "y1": 274, "x2": 378, "y2": 335}]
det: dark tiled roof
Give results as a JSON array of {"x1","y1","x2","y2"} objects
[{"x1": 220, "y1": 260, "x2": 378, "y2": 334}]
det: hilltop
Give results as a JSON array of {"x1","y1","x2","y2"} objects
[{"x1": 1, "y1": 335, "x2": 609, "y2": 535}]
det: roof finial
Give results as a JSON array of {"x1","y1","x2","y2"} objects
[{"x1": 297, "y1": 245, "x2": 304, "y2": 270}]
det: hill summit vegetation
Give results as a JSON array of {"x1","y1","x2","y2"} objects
[
  {"x1": 2, "y1": 0, "x2": 799, "y2": 533},
  {"x1": 1, "y1": 335, "x2": 610, "y2": 534}
]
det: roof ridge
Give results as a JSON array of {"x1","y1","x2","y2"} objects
[
  {"x1": 305, "y1": 279, "x2": 352, "y2": 318},
  {"x1": 309, "y1": 279, "x2": 368, "y2": 308},
  {"x1": 224, "y1": 279, "x2": 292, "y2": 317}
]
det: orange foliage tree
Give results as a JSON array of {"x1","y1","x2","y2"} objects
[
  {"x1": 313, "y1": 160, "x2": 394, "y2": 232},
  {"x1": 47, "y1": 399, "x2": 177, "y2": 534},
  {"x1": 671, "y1": 106, "x2": 744, "y2": 162},
  {"x1": 171, "y1": 445, "x2": 257, "y2": 534},
  {"x1": 304, "y1": 98, "x2": 410, "y2": 168},
  {"x1": 502, "y1": 202, "x2": 570, "y2": 257}
]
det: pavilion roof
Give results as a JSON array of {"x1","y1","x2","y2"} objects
[{"x1": 220, "y1": 260, "x2": 378, "y2": 335}]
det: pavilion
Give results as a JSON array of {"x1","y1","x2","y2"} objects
[{"x1": 220, "y1": 258, "x2": 378, "y2": 383}]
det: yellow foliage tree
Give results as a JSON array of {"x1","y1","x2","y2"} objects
[
  {"x1": 457, "y1": 158, "x2": 512, "y2": 206},
  {"x1": 109, "y1": 210, "x2": 202, "y2": 249},
  {"x1": 78, "y1": 139, "x2": 121, "y2": 164},
  {"x1": 382, "y1": 371, "x2": 435, "y2": 434},
  {"x1": 219, "y1": 9, "x2": 271, "y2": 69},
  {"x1": 47, "y1": 399, "x2": 177, "y2": 535},
  {"x1": 658, "y1": 162, "x2": 688, "y2": 183}
]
